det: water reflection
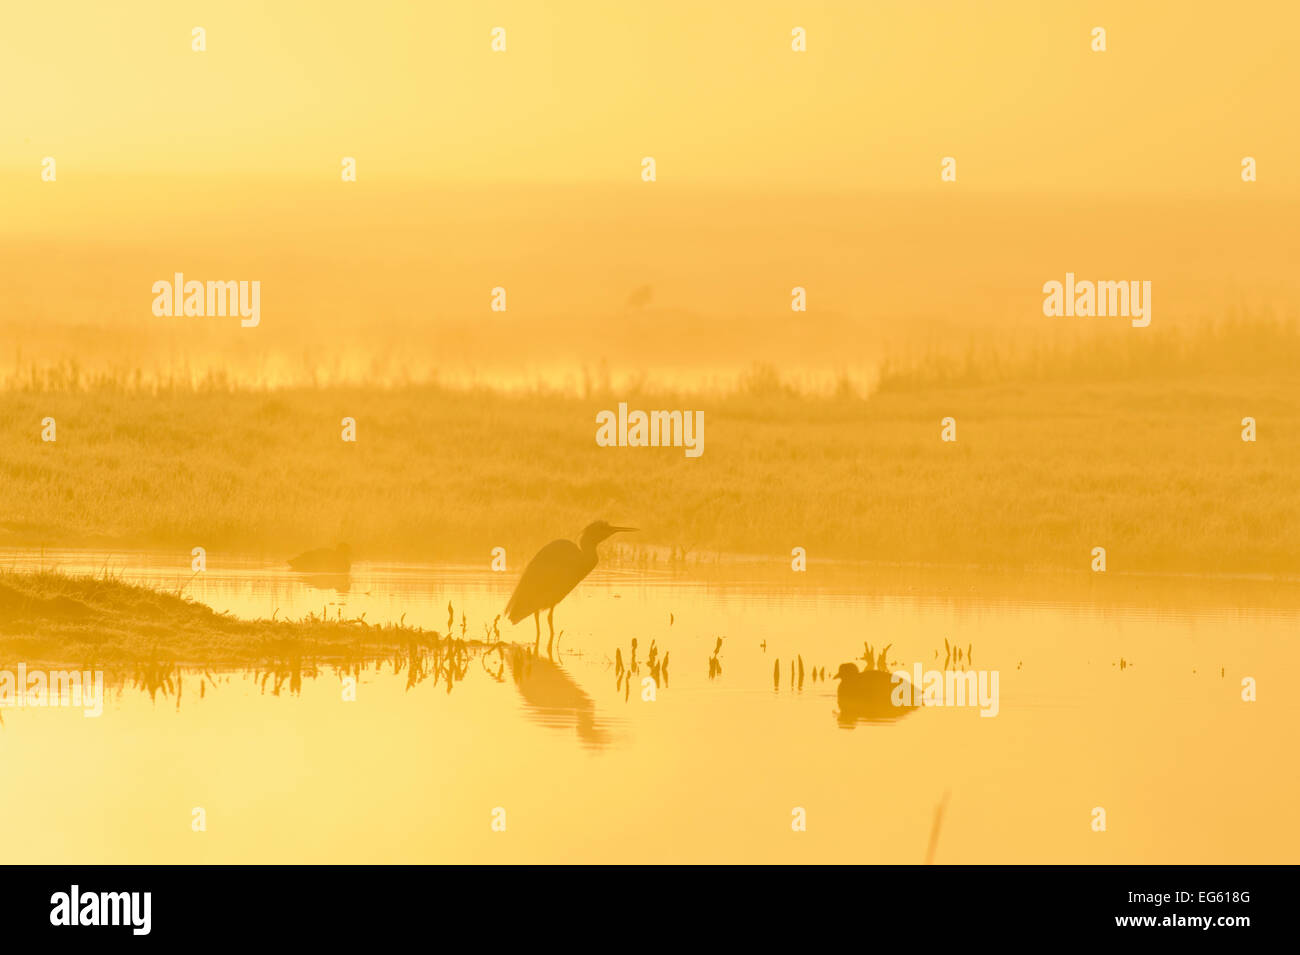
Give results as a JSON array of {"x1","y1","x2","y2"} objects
[
  {"x1": 87, "y1": 631, "x2": 976, "y2": 737},
  {"x1": 116, "y1": 638, "x2": 497, "y2": 706},
  {"x1": 102, "y1": 634, "x2": 621, "y2": 748},
  {"x1": 299, "y1": 573, "x2": 353, "y2": 593},
  {"x1": 508, "y1": 647, "x2": 612, "y2": 747},
  {"x1": 614, "y1": 638, "x2": 669, "y2": 696},
  {"x1": 4, "y1": 549, "x2": 1300, "y2": 863}
]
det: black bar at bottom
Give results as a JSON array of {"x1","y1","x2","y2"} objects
[{"x1": 0, "y1": 864, "x2": 1279, "y2": 942}]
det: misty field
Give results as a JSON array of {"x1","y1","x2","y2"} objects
[{"x1": 2, "y1": 326, "x2": 1298, "y2": 578}]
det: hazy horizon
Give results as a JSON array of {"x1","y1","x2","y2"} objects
[{"x1": 5, "y1": 185, "x2": 1299, "y2": 390}]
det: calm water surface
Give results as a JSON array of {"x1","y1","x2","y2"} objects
[{"x1": 1, "y1": 549, "x2": 1296, "y2": 863}]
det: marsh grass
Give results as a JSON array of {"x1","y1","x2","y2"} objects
[
  {"x1": 2, "y1": 319, "x2": 1298, "y2": 575},
  {"x1": 0, "y1": 569, "x2": 486, "y2": 668},
  {"x1": 877, "y1": 314, "x2": 1300, "y2": 392}
]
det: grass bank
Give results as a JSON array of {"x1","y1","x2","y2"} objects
[
  {"x1": 2, "y1": 323, "x2": 1298, "y2": 575},
  {"x1": 0, "y1": 570, "x2": 457, "y2": 666}
]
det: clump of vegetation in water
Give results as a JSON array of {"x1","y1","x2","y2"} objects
[{"x1": 0, "y1": 569, "x2": 478, "y2": 667}]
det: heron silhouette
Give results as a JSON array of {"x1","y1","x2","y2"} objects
[{"x1": 505, "y1": 521, "x2": 636, "y2": 652}]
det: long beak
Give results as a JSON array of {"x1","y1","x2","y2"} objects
[{"x1": 610, "y1": 526, "x2": 638, "y2": 533}]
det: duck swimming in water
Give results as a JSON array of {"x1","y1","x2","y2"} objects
[
  {"x1": 833, "y1": 662, "x2": 918, "y2": 724},
  {"x1": 288, "y1": 542, "x2": 352, "y2": 574}
]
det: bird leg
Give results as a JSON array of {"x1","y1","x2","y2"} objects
[
  {"x1": 533, "y1": 612, "x2": 541, "y2": 651},
  {"x1": 545, "y1": 608, "x2": 555, "y2": 657}
]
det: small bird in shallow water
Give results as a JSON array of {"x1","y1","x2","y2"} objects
[
  {"x1": 505, "y1": 521, "x2": 636, "y2": 652},
  {"x1": 833, "y1": 662, "x2": 917, "y2": 723},
  {"x1": 288, "y1": 543, "x2": 351, "y2": 573}
]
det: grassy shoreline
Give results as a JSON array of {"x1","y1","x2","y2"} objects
[
  {"x1": 6, "y1": 558, "x2": 1300, "y2": 671},
  {"x1": 0, "y1": 570, "x2": 467, "y2": 666},
  {"x1": 2, "y1": 333, "x2": 1299, "y2": 576}
]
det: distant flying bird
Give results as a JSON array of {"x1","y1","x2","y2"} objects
[
  {"x1": 625, "y1": 284, "x2": 653, "y2": 309},
  {"x1": 505, "y1": 521, "x2": 636, "y2": 650},
  {"x1": 288, "y1": 543, "x2": 351, "y2": 574}
]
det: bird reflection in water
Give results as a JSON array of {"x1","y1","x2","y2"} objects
[
  {"x1": 298, "y1": 573, "x2": 352, "y2": 594},
  {"x1": 507, "y1": 645, "x2": 611, "y2": 747}
]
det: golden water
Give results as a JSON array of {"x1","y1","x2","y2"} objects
[{"x1": 0, "y1": 550, "x2": 1295, "y2": 863}]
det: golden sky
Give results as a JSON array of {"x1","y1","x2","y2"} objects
[
  {"x1": 3, "y1": 0, "x2": 1297, "y2": 194},
  {"x1": 3, "y1": 1, "x2": 1297, "y2": 389}
]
